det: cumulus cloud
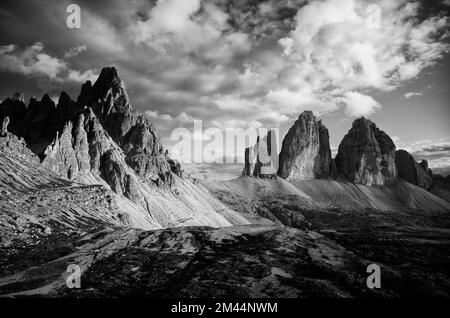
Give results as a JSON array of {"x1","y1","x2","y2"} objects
[
  {"x1": 0, "y1": 42, "x2": 97, "y2": 83},
  {"x1": 340, "y1": 92, "x2": 381, "y2": 117},
  {"x1": 276, "y1": 0, "x2": 449, "y2": 115},
  {"x1": 211, "y1": 119, "x2": 263, "y2": 130},
  {"x1": 0, "y1": 42, "x2": 67, "y2": 79},
  {"x1": 128, "y1": 0, "x2": 251, "y2": 64},
  {"x1": 0, "y1": 0, "x2": 448, "y2": 147}
]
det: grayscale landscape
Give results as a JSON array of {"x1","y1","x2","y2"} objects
[{"x1": 0, "y1": 0, "x2": 449, "y2": 298}]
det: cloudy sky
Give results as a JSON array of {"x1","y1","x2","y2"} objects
[{"x1": 0, "y1": 0, "x2": 449, "y2": 170}]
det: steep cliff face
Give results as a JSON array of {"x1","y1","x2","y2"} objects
[
  {"x1": 395, "y1": 150, "x2": 433, "y2": 189},
  {"x1": 243, "y1": 130, "x2": 278, "y2": 178},
  {"x1": 278, "y1": 111, "x2": 332, "y2": 180},
  {"x1": 335, "y1": 117, "x2": 397, "y2": 186}
]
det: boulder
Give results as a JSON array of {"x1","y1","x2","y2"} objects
[
  {"x1": 1, "y1": 116, "x2": 9, "y2": 136},
  {"x1": 335, "y1": 117, "x2": 397, "y2": 186}
]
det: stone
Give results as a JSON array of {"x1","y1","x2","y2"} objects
[
  {"x1": 1, "y1": 116, "x2": 9, "y2": 136},
  {"x1": 168, "y1": 158, "x2": 183, "y2": 178},
  {"x1": 335, "y1": 117, "x2": 397, "y2": 186},
  {"x1": 278, "y1": 111, "x2": 331, "y2": 180},
  {"x1": 395, "y1": 150, "x2": 433, "y2": 189}
]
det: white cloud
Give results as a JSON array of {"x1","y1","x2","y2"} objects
[
  {"x1": 67, "y1": 69, "x2": 98, "y2": 83},
  {"x1": 145, "y1": 110, "x2": 173, "y2": 121},
  {"x1": 0, "y1": 42, "x2": 66, "y2": 79},
  {"x1": 265, "y1": 88, "x2": 338, "y2": 115},
  {"x1": 64, "y1": 45, "x2": 87, "y2": 58},
  {"x1": 0, "y1": 42, "x2": 98, "y2": 83},
  {"x1": 340, "y1": 91, "x2": 381, "y2": 117},
  {"x1": 177, "y1": 112, "x2": 197, "y2": 123},
  {"x1": 404, "y1": 92, "x2": 423, "y2": 99},
  {"x1": 211, "y1": 119, "x2": 263, "y2": 129},
  {"x1": 276, "y1": 0, "x2": 449, "y2": 116},
  {"x1": 145, "y1": 110, "x2": 198, "y2": 123},
  {"x1": 128, "y1": 0, "x2": 251, "y2": 63}
]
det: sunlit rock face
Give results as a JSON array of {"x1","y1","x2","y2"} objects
[
  {"x1": 77, "y1": 66, "x2": 178, "y2": 187},
  {"x1": 335, "y1": 117, "x2": 397, "y2": 186},
  {"x1": 243, "y1": 130, "x2": 278, "y2": 179},
  {"x1": 278, "y1": 111, "x2": 332, "y2": 181}
]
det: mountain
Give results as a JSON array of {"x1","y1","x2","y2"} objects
[
  {"x1": 278, "y1": 111, "x2": 333, "y2": 180},
  {"x1": 0, "y1": 67, "x2": 251, "y2": 233},
  {"x1": 227, "y1": 113, "x2": 450, "y2": 231},
  {"x1": 395, "y1": 149, "x2": 433, "y2": 189}
]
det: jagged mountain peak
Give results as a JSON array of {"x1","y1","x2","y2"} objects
[
  {"x1": 41, "y1": 93, "x2": 55, "y2": 104},
  {"x1": 58, "y1": 91, "x2": 73, "y2": 105},
  {"x1": 12, "y1": 92, "x2": 25, "y2": 103},
  {"x1": 78, "y1": 66, "x2": 131, "y2": 116},
  {"x1": 92, "y1": 66, "x2": 121, "y2": 95}
]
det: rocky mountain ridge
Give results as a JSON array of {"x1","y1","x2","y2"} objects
[
  {"x1": 0, "y1": 66, "x2": 250, "y2": 231},
  {"x1": 243, "y1": 111, "x2": 448, "y2": 200}
]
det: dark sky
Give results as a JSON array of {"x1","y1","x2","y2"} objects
[{"x1": 0, "y1": 0, "x2": 449, "y2": 169}]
